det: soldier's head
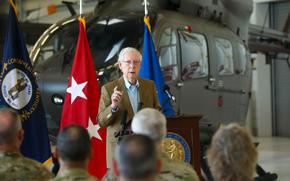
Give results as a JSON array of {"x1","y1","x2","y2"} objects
[
  {"x1": 56, "y1": 125, "x2": 91, "y2": 166},
  {"x1": 0, "y1": 107, "x2": 23, "y2": 149},
  {"x1": 113, "y1": 134, "x2": 160, "y2": 181},
  {"x1": 132, "y1": 108, "x2": 167, "y2": 146},
  {"x1": 207, "y1": 123, "x2": 258, "y2": 181},
  {"x1": 118, "y1": 47, "x2": 142, "y2": 85}
]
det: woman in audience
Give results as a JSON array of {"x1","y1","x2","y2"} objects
[{"x1": 207, "y1": 123, "x2": 258, "y2": 181}]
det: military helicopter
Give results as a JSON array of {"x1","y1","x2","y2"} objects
[
  {"x1": 30, "y1": 0, "x2": 256, "y2": 138},
  {"x1": 30, "y1": 0, "x2": 290, "y2": 141}
]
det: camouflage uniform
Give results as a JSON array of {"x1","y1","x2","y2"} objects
[
  {"x1": 0, "y1": 151, "x2": 52, "y2": 181},
  {"x1": 53, "y1": 168, "x2": 99, "y2": 181},
  {"x1": 102, "y1": 153, "x2": 199, "y2": 181},
  {"x1": 101, "y1": 169, "x2": 116, "y2": 181},
  {"x1": 159, "y1": 153, "x2": 199, "y2": 181}
]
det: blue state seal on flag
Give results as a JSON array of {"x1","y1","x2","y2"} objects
[
  {"x1": 2, "y1": 68, "x2": 32, "y2": 110},
  {"x1": 163, "y1": 132, "x2": 191, "y2": 163},
  {"x1": 0, "y1": 58, "x2": 40, "y2": 121}
]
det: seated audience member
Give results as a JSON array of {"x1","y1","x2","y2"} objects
[
  {"x1": 207, "y1": 123, "x2": 258, "y2": 181},
  {"x1": 53, "y1": 125, "x2": 99, "y2": 181},
  {"x1": 0, "y1": 107, "x2": 52, "y2": 180},
  {"x1": 112, "y1": 134, "x2": 160, "y2": 181},
  {"x1": 102, "y1": 108, "x2": 199, "y2": 181}
]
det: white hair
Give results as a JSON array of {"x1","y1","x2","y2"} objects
[
  {"x1": 132, "y1": 108, "x2": 167, "y2": 143},
  {"x1": 118, "y1": 47, "x2": 142, "y2": 62}
]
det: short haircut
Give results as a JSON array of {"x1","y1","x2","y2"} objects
[
  {"x1": 118, "y1": 47, "x2": 142, "y2": 62},
  {"x1": 132, "y1": 108, "x2": 167, "y2": 143},
  {"x1": 115, "y1": 134, "x2": 157, "y2": 179},
  {"x1": 0, "y1": 108, "x2": 21, "y2": 144},
  {"x1": 207, "y1": 123, "x2": 258, "y2": 181},
  {"x1": 57, "y1": 125, "x2": 91, "y2": 162}
]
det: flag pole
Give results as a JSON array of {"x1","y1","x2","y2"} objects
[
  {"x1": 143, "y1": 0, "x2": 151, "y2": 32},
  {"x1": 144, "y1": 0, "x2": 148, "y2": 16},
  {"x1": 78, "y1": 0, "x2": 86, "y2": 27},
  {"x1": 80, "y1": 0, "x2": 83, "y2": 17}
]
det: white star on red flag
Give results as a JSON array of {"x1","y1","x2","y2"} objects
[
  {"x1": 66, "y1": 77, "x2": 87, "y2": 104},
  {"x1": 86, "y1": 117, "x2": 102, "y2": 140}
]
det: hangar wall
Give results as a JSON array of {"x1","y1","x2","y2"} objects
[
  {"x1": 248, "y1": 0, "x2": 290, "y2": 137},
  {"x1": 247, "y1": 2, "x2": 272, "y2": 136}
]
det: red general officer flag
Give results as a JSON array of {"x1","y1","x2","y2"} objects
[{"x1": 60, "y1": 17, "x2": 107, "y2": 179}]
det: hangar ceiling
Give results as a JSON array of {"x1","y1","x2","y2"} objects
[
  {"x1": 0, "y1": 0, "x2": 98, "y2": 23},
  {"x1": 1, "y1": 0, "x2": 289, "y2": 23},
  {"x1": 0, "y1": 0, "x2": 98, "y2": 58}
]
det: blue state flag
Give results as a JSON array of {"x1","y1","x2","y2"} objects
[
  {"x1": 139, "y1": 16, "x2": 175, "y2": 116},
  {"x1": 0, "y1": 4, "x2": 51, "y2": 164}
]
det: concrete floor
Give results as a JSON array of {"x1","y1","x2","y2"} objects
[{"x1": 255, "y1": 137, "x2": 290, "y2": 181}]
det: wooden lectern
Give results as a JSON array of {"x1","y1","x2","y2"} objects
[{"x1": 166, "y1": 114, "x2": 202, "y2": 177}]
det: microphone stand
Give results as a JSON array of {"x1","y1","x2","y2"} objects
[
  {"x1": 160, "y1": 97, "x2": 172, "y2": 115},
  {"x1": 114, "y1": 110, "x2": 134, "y2": 144}
]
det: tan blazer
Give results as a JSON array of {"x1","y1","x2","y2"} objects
[{"x1": 97, "y1": 77, "x2": 161, "y2": 168}]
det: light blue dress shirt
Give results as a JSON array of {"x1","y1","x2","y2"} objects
[{"x1": 124, "y1": 77, "x2": 140, "y2": 113}]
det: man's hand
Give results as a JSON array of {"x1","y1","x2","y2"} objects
[{"x1": 111, "y1": 86, "x2": 123, "y2": 109}]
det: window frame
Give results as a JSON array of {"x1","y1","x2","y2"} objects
[{"x1": 214, "y1": 37, "x2": 235, "y2": 76}]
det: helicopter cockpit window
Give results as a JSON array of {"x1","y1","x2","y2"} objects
[
  {"x1": 215, "y1": 38, "x2": 234, "y2": 75},
  {"x1": 158, "y1": 27, "x2": 178, "y2": 82},
  {"x1": 238, "y1": 43, "x2": 247, "y2": 74},
  {"x1": 34, "y1": 21, "x2": 79, "y2": 72},
  {"x1": 33, "y1": 15, "x2": 144, "y2": 85},
  {"x1": 180, "y1": 31, "x2": 208, "y2": 80}
]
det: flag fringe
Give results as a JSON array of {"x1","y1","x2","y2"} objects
[
  {"x1": 144, "y1": 16, "x2": 151, "y2": 33},
  {"x1": 43, "y1": 156, "x2": 53, "y2": 167},
  {"x1": 78, "y1": 16, "x2": 86, "y2": 29},
  {"x1": 9, "y1": 0, "x2": 19, "y2": 18}
]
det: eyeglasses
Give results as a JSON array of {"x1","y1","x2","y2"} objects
[{"x1": 121, "y1": 60, "x2": 141, "y2": 66}]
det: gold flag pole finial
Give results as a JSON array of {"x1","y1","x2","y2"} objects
[
  {"x1": 143, "y1": 0, "x2": 151, "y2": 32},
  {"x1": 9, "y1": 0, "x2": 19, "y2": 18},
  {"x1": 78, "y1": 16, "x2": 86, "y2": 29},
  {"x1": 78, "y1": 0, "x2": 86, "y2": 28},
  {"x1": 144, "y1": 16, "x2": 151, "y2": 33}
]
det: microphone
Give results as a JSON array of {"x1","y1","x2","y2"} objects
[
  {"x1": 163, "y1": 84, "x2": 176, "y2": 103},
  {"x1": 120, "y1": 110, "x2": 128, "y2": 130},
  {"x1": 115, "y1": 110, "x2": 128, "y2": 144}
]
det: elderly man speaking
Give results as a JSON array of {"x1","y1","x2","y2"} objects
[{"x1": 98, "y1": 47, "x2": 161, "y2": 168}]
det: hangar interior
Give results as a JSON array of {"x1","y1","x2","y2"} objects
[
  {"x1": 248, "y1": 1, "x2": 290, "y2": 179},
  {"x1": 1, "y1": 0, "x2": 290, "y2": 180}
]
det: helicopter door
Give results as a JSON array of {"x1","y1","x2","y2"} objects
[
  {"x1": 156, "y1": 26, "x2": 180, "y2": 113},
  {"x1": 209, "y1": 37, "x2": 237, "y2": 124},
  {"x1": 177, "y1": 29, "x2": 218, "y2": 122}
]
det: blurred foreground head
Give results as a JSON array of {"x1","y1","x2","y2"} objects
[
  {"x1": 0, "y1": 107, "x2": 23, "y2": 149},
  {"x1": 132, "y1": 108, "x2": 166, "y2": 144},
  {"x1": 57, "y1": 125, "x2": 91, "y2": 163},
  {"x1": 207, "y1": 123, "x2": 258, "y2": 181},
  {"x1": 113, "y1": 134, "x2": 160, "y2": 181}
]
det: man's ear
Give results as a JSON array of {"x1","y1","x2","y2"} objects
[
  {"x1": 112, "y1": 159, "x2": 120, "y2": 177},
  {"x1": 118, "y1": 61, "x2": 122, "y2": 70},
  {"x1": 156, "y1": 159, "x2": 162, "y2": 174},
  {"x1": 18, "y1": 129, "x2": 24, "y2": 142},
  {"x1": 55, "y1": 148, "x2": 60, "y2": 159}
]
